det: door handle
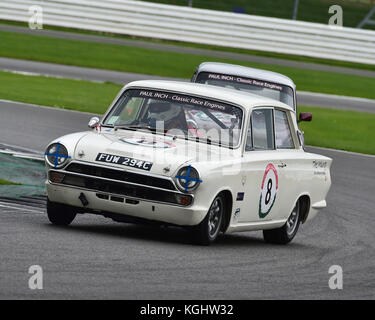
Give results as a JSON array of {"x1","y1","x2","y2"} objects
[{"x1": 278, "y1": 162, "x2": 287, "y2": 168}]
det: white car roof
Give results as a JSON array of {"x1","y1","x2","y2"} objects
[
  {"x1": 196, "y1": 62, "x2": 296, "y2": 90},
  {"x1": 124, "y1": 80, "x2": 294, "y2": 113}
]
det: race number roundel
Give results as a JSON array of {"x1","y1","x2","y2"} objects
[{"x1": 258, "y1": 163, "x2": 278, "y2": 218}]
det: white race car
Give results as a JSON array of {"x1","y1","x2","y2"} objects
[{"x1": 45, "y1": 80, "x2": 332, "y2": 245}]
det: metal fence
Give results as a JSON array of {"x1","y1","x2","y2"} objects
[{"x1": 1, "y1": 0, "x2": 374, "y2": 65}]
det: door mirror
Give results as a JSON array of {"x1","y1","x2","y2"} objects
[
  {"x1": 298, "y1": 112, "x2": 312, "y2": 123},
  {"x1": 88, "y1": 117, "x2": 100, "y2": 129}
]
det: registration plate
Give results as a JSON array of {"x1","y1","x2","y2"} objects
[{"x1": 96, "y1": 153, "x2": 153, "y2": 171}]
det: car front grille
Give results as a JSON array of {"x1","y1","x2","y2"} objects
[
  {"x1": 65, "y1": 162, "x2": 176, "y2": 190},
  {"x1": 48, "y1": 162, "x2": 193, "y2": 206},
  {"x1": 55, "y1": 172, "x2": 181, "y2": 204}
]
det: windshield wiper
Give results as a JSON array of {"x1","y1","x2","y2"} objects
[
  {"x1": 114, "y1": 125, "x2": 156, "y2": 133},
  {"x1": 127, "y1": 125, "x2": 156, "y2": 132},
  {"x1": 113, "y1": 125, "x2": 136, "y2": 132}
]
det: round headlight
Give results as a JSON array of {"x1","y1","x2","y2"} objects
[
  {"x1": 45, "y1": 143, "x2": 70, "y2": 168},
  {"x1": 175, "y1": 166, "x2": 202, "y2": 192}
]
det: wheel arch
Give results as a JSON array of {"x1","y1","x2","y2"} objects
[
  {"x1": 218, "y1": 190, "x2": 233, "y2": 233},
  {"x1": 297, "y1": 194, "x2": 311, "y2": 224}
]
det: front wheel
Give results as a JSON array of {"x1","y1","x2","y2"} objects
[
  {"x1": 192, "y1": 195, "x2": 224, "y2": 245},
  {"x1": 263, "y1": 200, "x2": 301, "y2": 244},
  {"x1": 47, "y1": 199, "x2": 77, "y2": 226}
]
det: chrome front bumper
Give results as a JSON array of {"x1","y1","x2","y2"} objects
[
  {"x1": 48, "y1": 161, "x2": 194, "y2": 207},
  {"x1": 46, "y1": 161, "x2": 207, "y2": 226},
  {"x1": 46, "y1": 182, "x2": 207, "y2": 226}
]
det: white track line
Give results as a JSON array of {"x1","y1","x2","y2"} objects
[
  {"x1": 0, "y1": 202, "x2": 44, "y2": 214},
  {"x1": 1, "y1": 68, "x2": 105, "y2": 83},
  {"x1": 0, "y1": 141, "x2": 41, "y2": 155},
  {"x1": 308, "y1": 146, "x2": 375, "y2": 159},
  {"x1": 298, "y1": 91, "x2": 375, "y2": 104},
  {"x1": 0, "y1": 99, "x2": 97, "y2": 115}
]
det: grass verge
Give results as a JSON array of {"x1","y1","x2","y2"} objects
[
  {"x1": 0, "y1": 70, "x2": 121, "y2": 114},
  {"x1": 299, "y1": 106, "x2": 375, "y2": 155},
  {"x1": 0, "y1": 71, "x2": 373, "y2": 155},
  {"x1": 0, "y1": 178, "x2": 20, "y2": 185},
  {"x1": 1, "y1": 30, "x2": 375, "y2": 99}
]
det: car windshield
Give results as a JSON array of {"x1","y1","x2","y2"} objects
[
  {"x1": 103, "y1": 89, "x2": 244, "y2": 147},
  {"x1": 195, "y1": 72, "x2": 295, "y2": 109}
]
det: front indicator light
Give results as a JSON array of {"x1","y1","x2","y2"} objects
[
  {"x1": 49, "y1": 171, "x2": 65, "y2": 183},
  {"x1": 175, "y1": 194, "x2": 193, "y2": 206}
]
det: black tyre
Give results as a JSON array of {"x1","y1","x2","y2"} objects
[
  {"x1": 192, "y1": 195, "x2": 224, "y2": 245},
  {"x1": 263, "y1": 200, "x2": 301, "y2": 245},
  {"x1": 47, "y1": 199, "x2": 77, "y2": 226}
]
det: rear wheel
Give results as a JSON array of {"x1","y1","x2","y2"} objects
[
  {"x1": 47, "y1": 199, "x2": 77, "y2": 226},
  {"x1": 263, "y1": 200, "x2": 301, "y2": 244},
  {"x1": 192, "y1": 195, "x2": 224, "y2": 245}
]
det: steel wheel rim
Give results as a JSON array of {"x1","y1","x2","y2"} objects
[
  {"x1": 208, "y1": 198, "x2": 223, "y2": 238},
  {"x1": 286, "y1": 201, "x2": 300, "y2": 236}
]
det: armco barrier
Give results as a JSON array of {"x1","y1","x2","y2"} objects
[{"x1": 0, "y1": 0, "x2": 374, "y2": 65}]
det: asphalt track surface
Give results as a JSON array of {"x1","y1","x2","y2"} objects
[
  {"x1": 0, "y1": 101, "x2": 374, "y2": 299},
  {"x1": 1, "y1": 57, "x2": 375, "y2": 113},
  {"x1": 2, "y1": 24, "x2": 375, "y2": 78}
]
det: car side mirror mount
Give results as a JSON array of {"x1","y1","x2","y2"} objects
[
  {"x1": 298, "y1": 112, "x2": 312, "y2": 123},
  {"x1": 88, "y1": 116, "x2": 100, "y2": 129},
  {"x1": 297, "y1": 129, "x2": 305, "y2": 148}
]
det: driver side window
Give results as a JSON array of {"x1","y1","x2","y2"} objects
[{"x1": 108, "y1": 96, "x2": 143, "y2": 126}]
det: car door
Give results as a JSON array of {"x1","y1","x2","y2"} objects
[
  {"x1": 239, "y1": 107, "x2": 283, "y2": 223},
  {"x1": 271, "y1": 108, "x2": 301, "y2": 221}
]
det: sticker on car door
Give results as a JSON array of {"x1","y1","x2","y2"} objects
[{"x1": 259, "y1": 163, "x2": 278, "y2": 218}]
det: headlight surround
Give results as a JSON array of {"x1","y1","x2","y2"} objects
[
  {"x1": 175, "y1": 165, "x2": 202, "y2": 193},
  {"x1": 45, "y1": 143, "x2": 70, "y2": 168}
]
